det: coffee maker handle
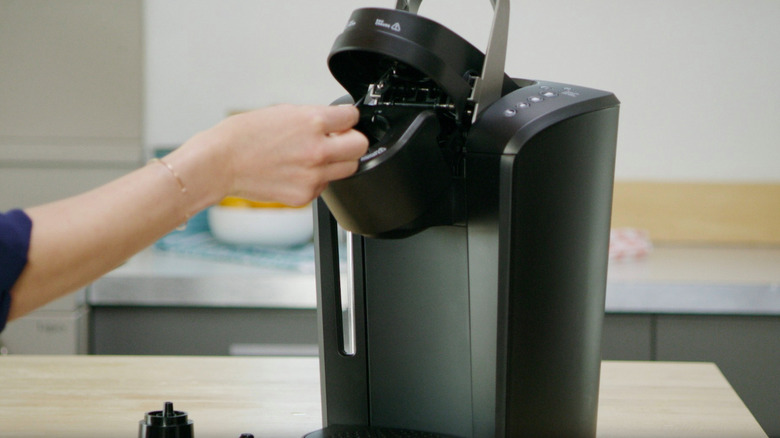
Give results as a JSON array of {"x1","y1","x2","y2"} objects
[
  {"x1": 471, "y1": 0, "x2": 509, "y2": 120},
  {"x1": 394, "y1": 0, "x2": 420, "y2": 13},
  {"x1": 395, "y1": 0, "x2": 509, "y2": 121}
]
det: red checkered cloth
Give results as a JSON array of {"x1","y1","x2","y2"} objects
[{"x1": 609, "y1": 228, "x2": 653, "y2": 260}]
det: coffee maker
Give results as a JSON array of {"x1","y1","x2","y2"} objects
[{"x1": 309, "y1": 0, "x2": 619, "y2": 436}]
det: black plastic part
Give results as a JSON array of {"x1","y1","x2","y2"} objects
[
  {"x1": 495, "y1": 108, "x2": 619, "y2": 436},
  {"x1": 139, "y1": 402, "x2": 194, "y2": 438},
  {"x1": 320, "y1": 109, "x2": 452, "y2": 238},
  {"x1": 313, "y1": 199, "x2": 370, "y2": 426},
  {"x1": 328, "y1": 8, "x2": 518, "y2": 116},
  {"x1": 466, "y1": 80, "x2": 620, "y2": 156},
  {"x1": 323, "y1": 7, "x2": 521, "y2": 239}
]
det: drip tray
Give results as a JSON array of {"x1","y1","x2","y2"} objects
[{"x1": 304, "y1": 425, "x2": 458, "y2": 437}]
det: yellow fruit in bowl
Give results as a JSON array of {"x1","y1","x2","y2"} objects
[
  {"x1": 209, "y1": 197, "x2": 313, "y2": 246},
  {"x1": 218, "y1": 196, "x2": 298, "y2": 209}
]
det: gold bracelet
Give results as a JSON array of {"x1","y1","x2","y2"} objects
[
  {"x1": 149, "y1": 158, "x2": 190, "y2": 230},
  {"x1": 148, "y1": 158, "x2": 187, "y2": 194}
]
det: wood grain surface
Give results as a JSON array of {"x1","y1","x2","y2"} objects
[{"x1": 0, "y1": 356, "x2": 767, "y2": 438}]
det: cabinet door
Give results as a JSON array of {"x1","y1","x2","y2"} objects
[
  {"x1": 656, "y1": 315, "x2": 780, "y2": 438},
  {"x1": 90, "y1": 307, "x2": 318, "y2": 356}
]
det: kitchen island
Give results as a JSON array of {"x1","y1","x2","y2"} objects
[{"x1": 0, "y1": 356, "x2": 767, "y2": 437}]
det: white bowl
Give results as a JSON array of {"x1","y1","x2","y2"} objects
[{"x1": 207, "y1": 204, "x2": 313, "y2": 247}]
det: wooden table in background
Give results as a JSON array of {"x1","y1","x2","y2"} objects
[{"x1": 0, "y1": 356, "x2": 767, "y2": 437}]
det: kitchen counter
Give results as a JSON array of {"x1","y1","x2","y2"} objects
[
  {"x1": 0, "y1": 356, "x2": 767, "y2": 438},
  {"x1": 607, "y1": 245, "x2": 780, "y2": 314},
  {"x1": 89, "y1": 247, "x2": 316, "y2": 308},
  {"x1": 89, "y1": 245, "x2": 780, "y2": 315}
]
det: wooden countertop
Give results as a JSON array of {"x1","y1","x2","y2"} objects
[{"x1": 0, "y1": 356, "x2": 766, "y2": 438}]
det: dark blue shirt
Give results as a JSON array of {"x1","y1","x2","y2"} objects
[{"x1": 0, "y1": 210, "x2": 32, "y2": 332}]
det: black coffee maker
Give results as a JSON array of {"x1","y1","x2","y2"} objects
[{"x1": 309, "y1": 1, "x2": 619, "y2": 436}]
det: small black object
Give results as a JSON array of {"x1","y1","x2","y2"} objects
[
  {"x1": 238, "y1": 434, "x2": 255, "y2": 438},
  {"x1": 139, "y1": 401, "x2": 194, "y2": 438}
]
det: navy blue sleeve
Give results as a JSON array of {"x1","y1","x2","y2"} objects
[{"x1": 0, "y1": 209, "x2": 33, "y2": 332}]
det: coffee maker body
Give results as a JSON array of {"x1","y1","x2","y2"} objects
[
  {"x1": 310, "y1": 3, "x2": 619, "y2": 437},
  {"x1": 313, "y1": 81, "x2": 618, "y2": 438}
]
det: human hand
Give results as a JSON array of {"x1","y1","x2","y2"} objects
[
  {"x1": 179, "y1": 104, "x2": 368, "y2": 208},
  {"x1": 221, "y1": 104, "x2": 367, "y2": 206}
]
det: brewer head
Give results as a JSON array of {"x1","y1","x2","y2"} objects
[{"x1": 321, "y1": 7, "x2": 511, "y2": 238}]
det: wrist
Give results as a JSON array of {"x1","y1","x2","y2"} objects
[{"x1": 163, "y1": 129, "x2": 234, "y2": 213}]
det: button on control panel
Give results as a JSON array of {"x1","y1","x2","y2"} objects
[{"x1": 501, "y1": 82, "x2": 584, "y2": 118}]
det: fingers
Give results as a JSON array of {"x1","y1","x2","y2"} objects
[
  {"x1": 274, "y1": 159, "x2": 359, "y2": 206},
  {"x1": 323, "y1": 128, "x2": 369, "y2": 163},
  {"x1": 321, "y1": 159, "x2": 361, "y2": 183},
  {"x1": 318, "y1": 105, "x2": 360, "y2": 134},
  {"x1": 218, "y1": 104, "x2": 367, "y2": 206}
]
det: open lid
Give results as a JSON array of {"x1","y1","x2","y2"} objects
[{"x1": 328, "y1": 1, "x2": 516, "y2": 119}]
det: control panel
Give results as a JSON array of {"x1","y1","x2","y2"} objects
[
  {"x1": 501, "y1": 83, "x2": 585, "y2": 118},
  {"x1": 466, "y1": 80, "x2": 619, "y2": 155}
]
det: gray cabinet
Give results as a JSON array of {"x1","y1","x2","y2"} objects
[
  {"x1": 602, "y1": 314, "x2": 653, "y2": 361},
  {"x1": 603, "y1": 313, "x2": 780, "y2": 438},
  {"x1": 89, "y1": 306, "x2": 318, "y2": 356}
]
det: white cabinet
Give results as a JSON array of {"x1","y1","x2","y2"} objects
[
  {"x1": 1, "y1": 290, "x2": 89, "y2": 355},
  {"x1": 0, "y1": 0, "x2": 143, "y2": 210}
]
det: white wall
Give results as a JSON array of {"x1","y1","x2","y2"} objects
[{"x1": 145, "y1": 0, "x2": 780, "y2": 182}]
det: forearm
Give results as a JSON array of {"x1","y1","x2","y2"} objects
[
  {"x1": 7, "y1": 131, "x2": 228, "y2": 320},
  {"x1": 6, "y1": 104, "x2": 366, "y2": 321}
]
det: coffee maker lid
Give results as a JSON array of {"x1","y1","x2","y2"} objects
[{"x1": 328, "y1": 8, "x2": 513, "y2": 116}]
